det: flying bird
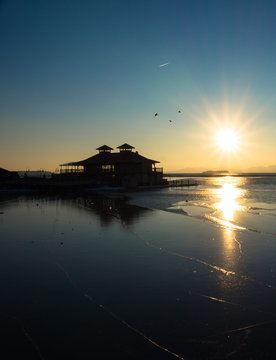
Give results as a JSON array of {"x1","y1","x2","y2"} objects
[
  {"x1": 159, "y1": 62, "x2": 169, "y2": 68},
  {"x1": 154, "y1": 113, "x2": 158, "y2": 116},
  {"x1": 169, "y1": 120, "x2": 172, "y2": 123},
  {"x1": 178, "y1": 110, "x2": 181, "y2": 113}
]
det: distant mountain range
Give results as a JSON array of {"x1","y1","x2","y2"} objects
[
  {"x1": 243, "y1": 165, "x2": 276, "y2": 173},
  {"x1": 169, "y1": 167, "x2": 208, "y2": 173},
  {"x1": 169, "y1": 165, "x2": 276, "y2": 174}
]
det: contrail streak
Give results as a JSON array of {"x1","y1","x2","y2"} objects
[{"x1": 159, "y1": 62, "x2": 169, "y2": 67}]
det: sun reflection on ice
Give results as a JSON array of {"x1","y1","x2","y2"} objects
[
  {"x1": 208, "y1": 178, "x2": 247, "y2": 259},
  {"x1": 214, "y1": 178, "x2": 245, "y2": 224},
  {"x1": 208, "y1": 178, "x2": 247, "y2": 284},
  {"x1": 224, "y1": 227, "x2": 235, "y2": 250}
]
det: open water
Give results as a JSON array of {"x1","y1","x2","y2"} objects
[{"x1": 1, "y1": 176, "x2": 276, "y2": 359}]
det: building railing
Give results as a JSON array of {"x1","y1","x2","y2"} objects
[
  {"x1": 59, "y1": 167, "x2": 163, "y2": 175},
  {"x1": 153, "y1": 167, "x2": 163, "y2": 173},
  {"x1": 60, "y1": 168, "x2": 84, "y2": 174},
  {"x1": 101, "y1": 168, "x2": 163, "y2": 174},
  {"x1": 101, "y1": 168, "x2": 115, "y2": 173}
]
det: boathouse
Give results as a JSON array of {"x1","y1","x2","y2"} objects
[
  {"x1": 0, "y1": 168, "x2": 19, "y2": 183},
  {"x1": 59, "y1": 143, "x2": 164, "y2": 186}
]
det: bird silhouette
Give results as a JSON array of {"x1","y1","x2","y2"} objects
[
  {"x1": 178, "y1": 110, "x2": 181, "y2": 113},
  {"x1": 169, "y1": 120, "x2": 172, "y2": 122},
  {"x1": 154, "y1": 113, "x2": 158, "y2": 116}
]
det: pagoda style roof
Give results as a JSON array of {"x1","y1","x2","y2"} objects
[
  {"x1": 116, "y1": 143, "x2": 135, "y2": 150},
  {"x1": 96, "y1": 145, "x2": 113, "y2": 151},
  {"x1": 61, "y1": 151, "x2": 159, "y2": 166}
]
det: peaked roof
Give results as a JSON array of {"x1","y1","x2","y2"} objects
[
  {"x1": 0, "y1": 167, "x2": 12, "y2": 174},
  {"x1": 96, "y1": 145, "x2": 113, "y2": 151},
  {"x1": 117, "y1": 143, "x2": 135, "y2": 149},
  {"x1": 61, "y1": 151, "x2": 159, "y2": 166},
  {"x1": 0, "y1": 168, "x2": 19, "y2": 177}
]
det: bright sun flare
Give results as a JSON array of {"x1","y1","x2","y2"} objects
[{"x1": 216, "y1": 130, "x2": 239, "y2": 152}]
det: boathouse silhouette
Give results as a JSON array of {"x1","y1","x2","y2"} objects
[
  {"x1": 59, "y1": 143, "x2": 164, "y2": 186},
  {"x1": 0, "y1": 168, "x2": 19, "y2": 183}
]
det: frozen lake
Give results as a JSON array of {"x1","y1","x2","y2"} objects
[{"x1": 1, "y1": 176, "x2": 276, "y2": 358}]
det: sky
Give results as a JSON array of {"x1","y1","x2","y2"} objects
[{"x1": 1, "y1": 0, "x2": 276, "y2": 172}]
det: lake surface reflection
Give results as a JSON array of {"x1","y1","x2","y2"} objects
[
  {"x1": 213, "y1": 178, "x2": 245, "y2": 221},
  {"x1": 1, "y1": 187, "x2": 276, "y2": 359}
]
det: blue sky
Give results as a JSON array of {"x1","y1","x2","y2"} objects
[{"x1": 1, "y1": 0, "x2": 276, "y2": 171}]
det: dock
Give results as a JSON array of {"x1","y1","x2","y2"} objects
[{"x1": 168, "y1": 179, "x2": 198, "y2": 187}]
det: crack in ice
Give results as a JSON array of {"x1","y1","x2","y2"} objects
[{"x1": 56, "y1": 263, "x2": 185, "y2": 360}]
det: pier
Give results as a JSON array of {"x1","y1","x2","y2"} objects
[{"x1": 168, "y1": 179, "x2": 198, "y2": 187}]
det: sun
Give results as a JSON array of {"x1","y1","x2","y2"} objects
[{"x1": 216, "y1": 129, "x2": 239, "y2": 152}]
